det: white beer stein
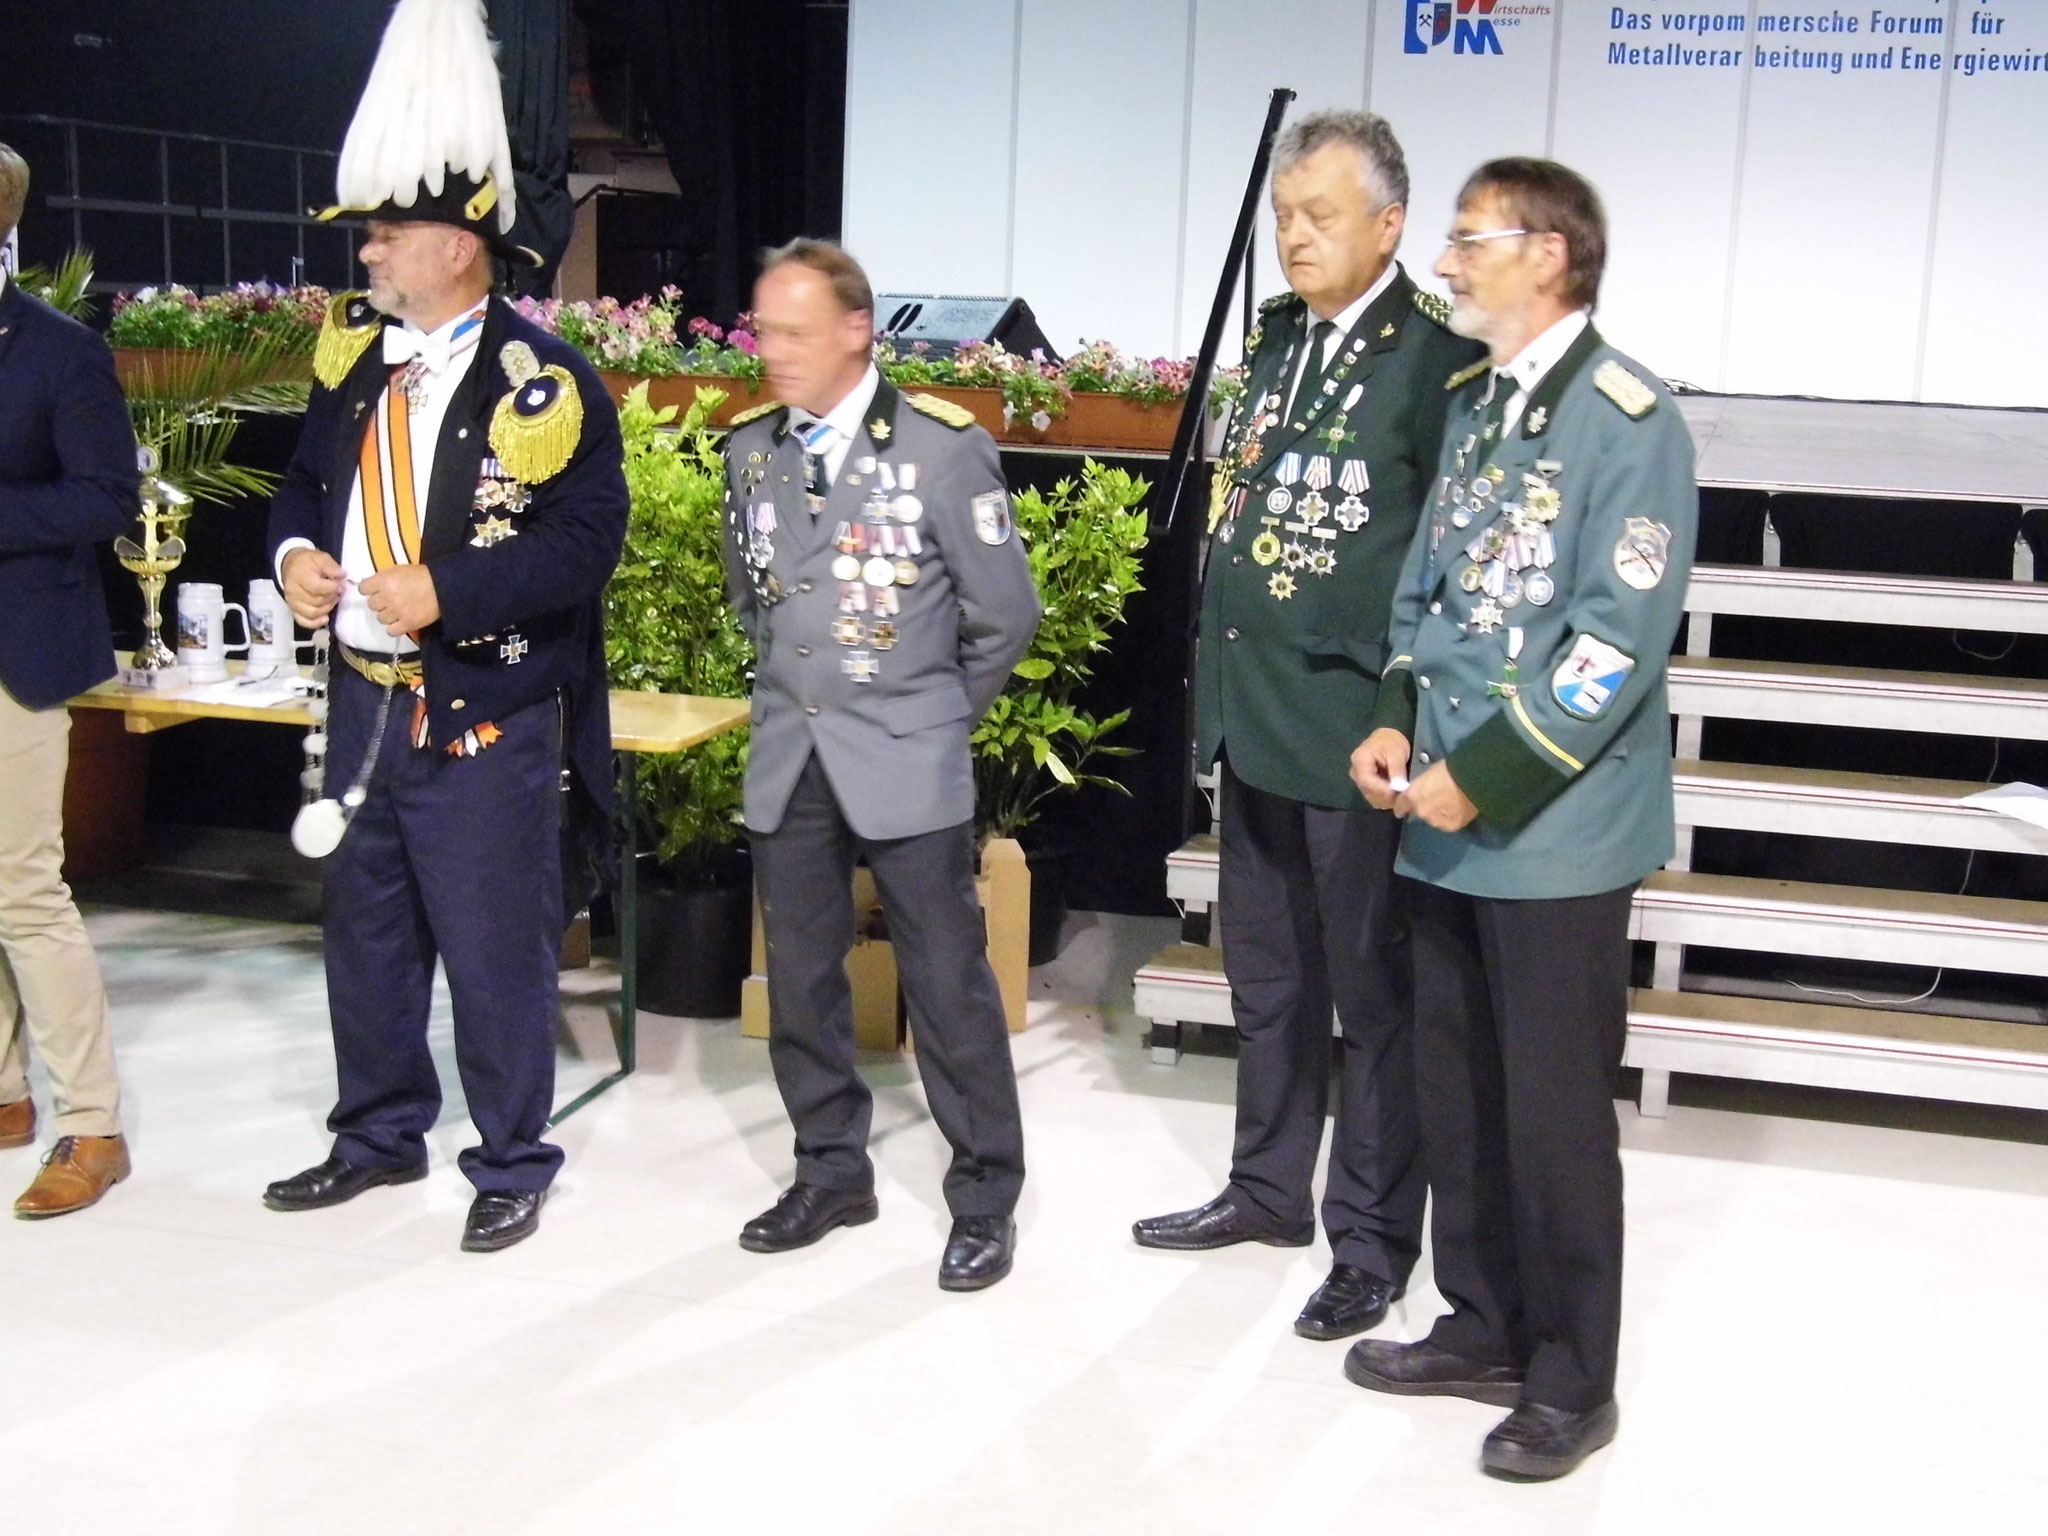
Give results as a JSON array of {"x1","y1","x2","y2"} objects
[
  {"x1": 175, "y1": 582, "x2": 249, "y2": 683},
  {"x1": 243, "y1": 578, "x2": 299, "y2": 677}
]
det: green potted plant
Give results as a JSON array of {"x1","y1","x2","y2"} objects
[
  {"x1": 606, "y1": 382, "x2": 756, "y2": 1016},
  {"x1": 974, "y1": 459, "x2": 1151, "y2": 961}
]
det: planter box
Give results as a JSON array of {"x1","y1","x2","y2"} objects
[
  {"x1": 740, "y1": 836, "x2": 1031, "y2": 1048},
  {"x1": 112, "y1": 347, "x2": 313, "y2": 393},
  {"x1": 598, "y1": 372, "x2": 1188, "y2": 455}
]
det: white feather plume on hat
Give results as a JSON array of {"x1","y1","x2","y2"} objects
[{"x1": 334, "y1": 0, "x2": 517, "y2": 234}]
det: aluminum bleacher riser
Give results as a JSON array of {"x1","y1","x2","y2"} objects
[{"x1": 1667, "y1": 658, "x2": 2048, "y2": 739}]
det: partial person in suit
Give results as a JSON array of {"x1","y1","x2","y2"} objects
[
  {"x1": 260, "y1": 0, "x2": 627, "y2": 1253},
  {"x1": 0, "y1": 141, "x2": 138, "y2": 1218},
  {"x1": 722, "y1": 239, "x2": 1042, "y2": 1290},
  {"x1": 1132, "y1": 112, "x2": 1483, "y2": 1342},
  {"x1": 1347, "y1": 158, "x2": 1697, "y2": 1480}
]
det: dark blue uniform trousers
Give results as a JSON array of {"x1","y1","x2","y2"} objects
[{"x1": 319, "y1": 664, "x2": 565, "y2": 1193}]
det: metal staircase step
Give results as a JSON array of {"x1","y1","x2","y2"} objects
[
  {"x1": 1668, "y1": 656, "x2": 2048, "y2": 738},
  {"x1": 1627, "y1": 987, "x2": 2048, "y2": 1114},
  {"x1": 1674, "y1": 760, "x2": 2048, "y2": 854},
  {"x1": 1686, "y1": 563, "x2": 2048, "y2": 632},
  {"x1": 1634, "y1": 871, "x2": 2048, "y2": 976}
]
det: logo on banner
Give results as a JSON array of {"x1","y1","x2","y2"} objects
[{"x1": 1405, "y1": 0, "x2": 1546, "y2": 56}]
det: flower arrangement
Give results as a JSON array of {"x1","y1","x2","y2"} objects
[
  {"x1": 511, "y1": 289, "x2": 686, "y2": 377},
  {"x1": 108, "y1": 282, "x2": 328, "y2": 353}
]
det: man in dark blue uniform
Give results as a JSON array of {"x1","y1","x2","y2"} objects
[{"x1": 260, "y1": 0, "x2": 627, "y2": 1252}]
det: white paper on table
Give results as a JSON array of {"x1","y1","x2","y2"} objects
[
  {"x1": 1960, "y1": 782, "x2": 2048, "y2": 832},
  {"x1": 172, "y1": 676, "x2": 309, "y2": 710}
]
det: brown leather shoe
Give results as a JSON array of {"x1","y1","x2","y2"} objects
[
  {"x1": 14, "y1": 1134, "x2": 131, "y2": 1218},
  {"x1": 0, "y1": 1098, "x2": 34, "y2": 1150}
]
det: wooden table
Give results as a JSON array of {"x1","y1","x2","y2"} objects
[{"x1": 74, "y1": 662, "x2": 751, "y2": 1121}]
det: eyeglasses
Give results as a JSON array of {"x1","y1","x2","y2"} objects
[{"x1": 1443, "y1": 228, "x2": 1529, "y2": 255}]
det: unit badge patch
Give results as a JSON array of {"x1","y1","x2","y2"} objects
[
  {"x1": 1552, "y1": 633, "x2": 1636, "y2": 719},
  {"x1": 1613, "y1": 517, "x2": 1673, "y2": 591},
  {"x1": 971, "y1": 490, "x2": 1013, "y2": 545}
]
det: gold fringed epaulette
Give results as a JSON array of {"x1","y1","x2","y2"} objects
[
  {"x1": 1593, "y1": 359, "x2": 1658, "y2": 418},
  {"x1": 488, "y1": 340, "x2": 583, "y2": 484},
  {"x1": 1412, "y1": 288, "x2": 1453, "y2": 327},
  {"x1": 907, "y1": 393, "x2": 976, "y2": 430},
  {"x1": 728, "y1": 400, "x2": 785, "y2": 427},
  {"x1": 312, "y1": 292, "x2": 381, "y2": 389},
  {"x1": 1446, "y1": 359, "x2": 1491, "y2": 392}
]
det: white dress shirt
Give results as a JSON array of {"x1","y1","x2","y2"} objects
[
  {"x1": 276, "y1": 306, "x2": 485, "y2": 654},
  {"x1": 790, "y1": 363, "x2": 881, "y2": 488},
  {"x1": 1283, "y1": 260, "x2": 1400, "y2": 415},
  {"x1": 1491, "y1": 309, "x2": 1591, "y2": 436}
]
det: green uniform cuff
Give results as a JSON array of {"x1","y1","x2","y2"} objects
[
  {"x1": 1370, "y1": 668, "x2": 1417, "y2": 738},
  {"x1": 1447, "y1": 708, "x2": 1574, "y2": 836}
]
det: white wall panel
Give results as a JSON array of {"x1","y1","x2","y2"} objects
[
  {"x1": 843, "y1": 0, "x2": 1019, "y2": 298},
  {"x1": 1721, "y1": 0, "x2": 1949, "y2": 399},
  {"x1": 1008, "y1": 0, "x2": 1194, "y2": 359},
  {"x1": 1919, "y1": 0, "x2": 2048, "y2": 408}
]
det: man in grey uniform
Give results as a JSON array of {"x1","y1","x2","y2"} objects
[{"x1": 722, "y1": 239, "x2": 1042, "y2": 1291}]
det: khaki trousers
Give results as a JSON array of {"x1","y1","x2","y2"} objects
[{"x1": 0, "y1": 681, "x2": 122, "y2": 1136}]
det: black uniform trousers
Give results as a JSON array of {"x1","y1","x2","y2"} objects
[
  {"x1": 1218, "y1": 757, "x2": 1423, "y2": 1283},
  {"x1": 752, "y1": 751, "x2": 1025, "y2": 1218},
  {"x1": 1408, "y1": 878, "x2": 1635, "y2": 1413},
  {"x1": 320, "y1": 665, "x2": 566, "y2": 1194}
]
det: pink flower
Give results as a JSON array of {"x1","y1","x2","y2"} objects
[{"x1": 729, "y1": 328, "x2": 757, "y2": 355}]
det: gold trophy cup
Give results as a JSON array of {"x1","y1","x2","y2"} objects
[{"x1": 114, "y1": 445, "x2": 194, "y2": 684}]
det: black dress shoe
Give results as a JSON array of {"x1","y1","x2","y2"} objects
[
  {"x1": 1131, "y1": 1191, "x2": 1313, "y2": 1251},
  {"x1": 1294, "y1": 1264, "x2": 1403, "y2": 1341},
  {"x1": 739, "y1": 1182, "x2": 879, "y2": 1253},
  {"x1": 461, "y1": 1189, "x2": 545, "y2": 1252},
  {"x1": 938, "y1": 1215, "x2": 1015, "y2": 1291},
  {"x1": 1343, "y1": 1337, "x2": 1526, "y2": 1407},
  {"x1": 1483, "y1": 1398, "x2": 1619, "y2": 1480},
  {"x1": 263, "y1": 1155, "x2": 427, "y2": 1212}
]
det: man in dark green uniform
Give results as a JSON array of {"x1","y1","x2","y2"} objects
[
  {"x1": 1346, "y1": 159, "x2": 1697, "y2": 1481},
  {"x1": 1131, "y1": 112, "x2": 1482, "y2": 1343}
]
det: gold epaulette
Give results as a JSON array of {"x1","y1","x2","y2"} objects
[
  {"x1": 312, "y1": 292, "x2": 381, "y2": 389},
  {"x1": 1593, "y1": 359, "x2": 1658, "y2": 418},
  {"x1": 728, "y1": 400, "x2": 785, "y2": 427},
  {"x1": 1411, "y1": 288, "x2": 1453, "y2": 327},
  {"x1": 907, "y1": 393, "x2": 976, "y2": 430},
  {"x1": 1446, "y1": 359, "x2": 1491, "y2": 391},
  {"x1": 488, "y1": 340, "x2": 583, "y2": 484}
]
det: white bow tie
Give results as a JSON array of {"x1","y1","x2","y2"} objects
[{"x1": 383, "y1": 326, "x2": 453, "y2": 375}]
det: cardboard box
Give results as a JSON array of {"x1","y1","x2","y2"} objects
[{"x1": 739, "y1": 837, "x2": 1031, "y2": 1049}]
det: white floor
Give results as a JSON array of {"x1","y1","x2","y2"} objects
[{"x1": 4, "y1": 905, "x2": 2047, "y2": 1534}]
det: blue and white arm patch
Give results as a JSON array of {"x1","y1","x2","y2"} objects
[{"x1": 1552, "y1": 633, "x2": 1635, "y2": 719}]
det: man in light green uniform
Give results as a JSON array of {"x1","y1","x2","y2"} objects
[{"x1": 1345, "y1": 159, "x2": 1696, "y2": 1482}]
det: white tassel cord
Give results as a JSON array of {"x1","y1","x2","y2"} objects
[{"x1": 334, "y1": 0, "x2": 518, "y2": 232}]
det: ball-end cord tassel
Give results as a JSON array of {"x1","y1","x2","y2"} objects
[{"x1": 289, "y1": 630, "x2": 396, "y2": 859}]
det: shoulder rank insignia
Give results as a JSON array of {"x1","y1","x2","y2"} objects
[
  {"x1": 1446, "y1": 359, "x2": 1491, "y2": 392},
  {"x1": 1258, "y1": 291, "x2": 1301, "y2": 317},
  {"x1": 488, "y1": 340, "x2": 583, "y2": 484},
  {"x1": 907, "y1": 393, "x2": 977, "y2": 430},
  {"x1": 728, "y1": 400, "x2": 785, "y2": 428},
  {"x1": 312, "y1": 291, "x2": 382, "y2": 389},
  {"x1": 1411, "y1": 288, "x2": 1453, "y2": 327},
  {"x1": 1593, "y1": 359, "x2": 1658, "y2": 418},
  {"x1": 1243, "y1": 324, "x2": 1265, "y2": 359}
]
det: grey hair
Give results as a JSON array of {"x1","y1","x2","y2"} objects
[{"x1": 1272, "y1": 110, "x2": 1409, "y2": 210}]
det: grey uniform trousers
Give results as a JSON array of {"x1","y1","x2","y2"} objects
[
  {"x1": 752, "y1": 751, "x2": 1025, "y2": 1218},
  {"x1": 1218, "y1": 756, "x2": 1423, "y2": 1283}
]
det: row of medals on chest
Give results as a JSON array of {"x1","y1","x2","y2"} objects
[
  {"x1": 740, "y1": 450, "x2": 922, "y2": 683},
  {"x1": 1437, "y1": 436, "x2": 1566, "y2": 633}
]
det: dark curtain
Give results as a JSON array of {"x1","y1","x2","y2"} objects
[
  {"x1": 574, "y1": 0, "x2": 846, "y2": 321},
  {"x1": 490, "y1": 0, "x2": 576, "y2": 295}
]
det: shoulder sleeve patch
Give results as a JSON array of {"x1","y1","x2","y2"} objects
[
  {"x1": 1593, "y1": 359, "x2": 1658, "y2": 419},
  {"x1": 312, "y1": 291, "x2": 380, "y2": 390},
  {"x1": 1411, "y1": 288, "x2": 1453, "y2": 327},
  {"x1": 907, "y1": 392, "x2": 977, "y2": 430},
  {"x1": 728, "y1": 400, "x2": 785, "y2": 428},
  {"x1": 1446, "y1": 359, "x2": 1491, "y2": 392}
]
